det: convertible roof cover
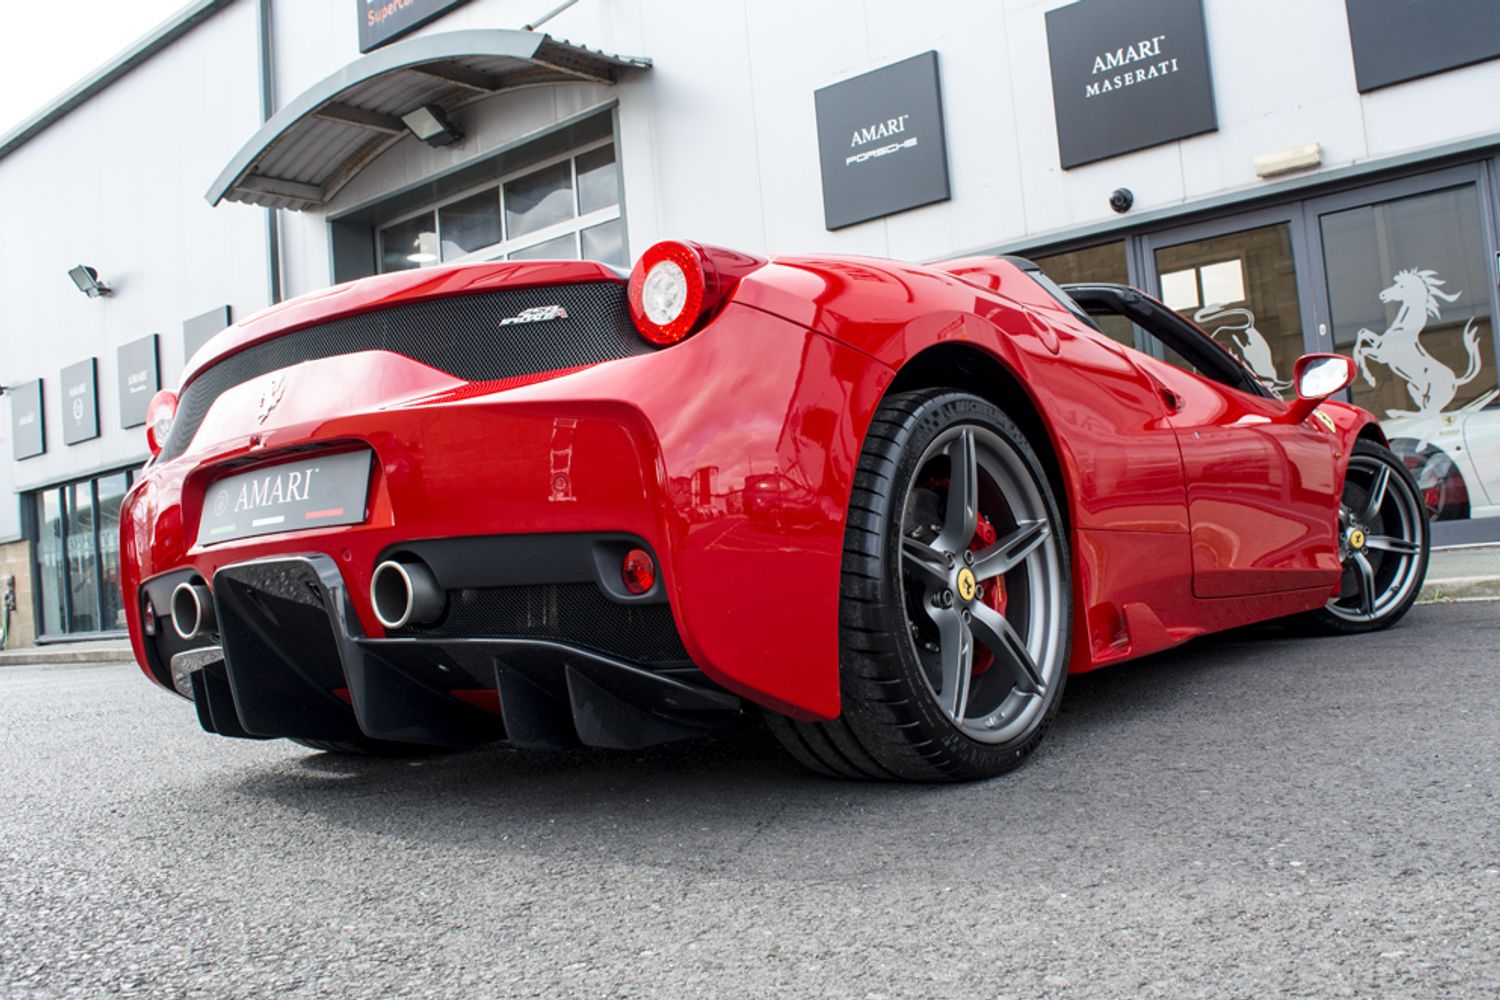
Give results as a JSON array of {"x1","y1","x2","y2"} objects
[{"x1": 207, "y1": 29, "x2": 650, "y2": 211}]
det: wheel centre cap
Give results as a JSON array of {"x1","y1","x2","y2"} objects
[
  {"x1": 956, "y1": 567, "x2": 978, "y2": 603},
  {"x1": 1348, "y1": 527, "x2": 1366, "y2": 551}
]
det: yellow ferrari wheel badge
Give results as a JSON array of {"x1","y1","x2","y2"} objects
[
  {"x1": 957, "y1": 567, "x2": 977, "y2": 602},
  {"x1": 1348, "y1": 528, "x2": 1366, "y2": 550}
]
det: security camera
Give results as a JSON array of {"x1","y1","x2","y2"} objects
[{"x1": 1108, "y1": 188, "x2": 1134, "y2": 214}]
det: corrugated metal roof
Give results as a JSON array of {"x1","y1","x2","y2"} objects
[{"x1": 208, "y1": 29, "x2": 650, "y2": 212}]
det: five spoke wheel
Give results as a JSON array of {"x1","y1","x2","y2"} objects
[
  {"x1": 764, "y1": 389, "x2": 1071, "y2": 781},
  {"x1": 1315, "y1": 441, "x2": 1429, "y2": 631},
  {"x1": 899, "y1": 424, "x2": 1066, "y2": 746}
]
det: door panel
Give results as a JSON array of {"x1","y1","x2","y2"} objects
[{"x1": 1131, "y1": 353, "x2": 1344, "y2": 598}]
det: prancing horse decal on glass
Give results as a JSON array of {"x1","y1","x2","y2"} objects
[
  {"x1": 1354, "y1": 268, "x2": 1483, "y2": 418},
  {"x1": 1193, "y1": 304, "x2": 1293, "y2": 397}
]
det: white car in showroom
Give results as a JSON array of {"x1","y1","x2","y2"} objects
[{"x1": 1384, "y1": 388, "x2": 1500, "y2": 520}]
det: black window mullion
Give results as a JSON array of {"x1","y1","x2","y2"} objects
[
  {"x1": 92, "y1": 478, "x2": 104, "y2": 633},
  {"x1": 58, "y1": 486, "x2": 73, "y2": 634}
]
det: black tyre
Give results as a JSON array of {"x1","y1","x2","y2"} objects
[
  {"x1": 1301, "y1": 439, "x2": 1429, "y2": 635},
  {"x1": 767, "y1": 390, "x2": 1072, "y2": 781}
]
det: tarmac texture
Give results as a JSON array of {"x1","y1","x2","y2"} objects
[{"x1": 1, "y1": 602, "x2": 1496, "y2": 998}]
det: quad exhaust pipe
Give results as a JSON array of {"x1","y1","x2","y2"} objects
[
  {"x1": 370, "y1": 558, "x2": 446, "y2": 630},
  {"x1": 170, "y1": 582, "x2": 216, "y2": 640}
]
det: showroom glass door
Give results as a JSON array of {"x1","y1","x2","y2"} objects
[
  {"x1": 1303, "y1": 167, "x2": 1500, "y2": 534},
  {"x1": 1140, "y1": 209, "x2": 1320, "y2": 396}
]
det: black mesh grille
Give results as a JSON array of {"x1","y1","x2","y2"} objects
[
  {"x1": 399, "y1": 584, "x2": 691, "y2": 665},
  {"x1": 163, "y1": 281, "x2": 645, "y2": 460}
]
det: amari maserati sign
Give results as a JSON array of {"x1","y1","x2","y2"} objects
[
  {"x1": 357, "y1": 0, "x2": 472, "y2": 53},
  {"x1": 814, "y1": 51, "x2": 951, "y2": 230},
  {"x1": 1046, "y1": 0, "x2": 1218, "y2": 169},
  {"x1": 1345, "y1": 0, "x2": 1500, "y2": 92}
]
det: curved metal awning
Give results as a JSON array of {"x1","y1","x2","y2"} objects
[{"x1": 208, "y1": 29, "x2": 650, "y2": 211}]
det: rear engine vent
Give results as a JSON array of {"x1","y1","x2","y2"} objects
[{"x1": 163, "y1": 281, "x2": 644, "y2": 460}]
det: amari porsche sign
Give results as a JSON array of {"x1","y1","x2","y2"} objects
[
  {"x1": 358, "y1": 0, "x2": 472, "y2": 53},
  {"x1": 814, "y1": 51, "x2": 952, "y2": 230},
  {"x1": 1045, "y1": 0, "x2": 1218, "y2": 169}
]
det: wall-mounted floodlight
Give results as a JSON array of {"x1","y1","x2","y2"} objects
[
  {"x1": 401, "y1": 105, "x2": 463, "y2": 147},
  {"x1": 68, "y1": 265, "x2": 112, "y2": 297}
]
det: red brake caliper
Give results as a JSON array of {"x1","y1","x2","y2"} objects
[{"x1": 970, "y1": 513, "x2": 1005, "y2": 676}]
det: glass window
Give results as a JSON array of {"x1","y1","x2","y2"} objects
[
  {"x1": 375, "y1": 142, "x2": 624, "y2": 275},
  {"x1": 66, "y1": 482, "x2": 98, "y2": 633},
  {"x1": 1153, "y1": 223, "x2": 1305, "y2": 396},
  {"x1": 439, "y1": 189, "x2": 501, "y2": 260},
  {"x1": 1033, "y1": 242, "x2": 1135, "y2": 349},
  {"x1": 380, "y1": 212, "x2": 438, "y2": 272},
  {"x1": 32, "y1": 468, "x2": 135, "y2": 638},
  {"x1": 97, "y1": 473, "x2": 129, "y2": 632},
  {"x1": 1319, "y1": 184, "x2": 1498, "y2": 523},
  {"x1": 1320, "y1": 186, "x2": 1495, "y2": 418},
  {"x1": 505, "y1": 160, "x2": 574, "y2": 240},
  {"x1": 509, "y1": 234, "x2": 578, "y2": 261},
  {"x1": 580, "y1": 219, "x2": 626, "y2": 267},
  {"x1": 36, "y1": 489, "x2": 64, "y2": 636},
  {"x1": 576, "y1": 144, "x2": 620, "y2": 216}
]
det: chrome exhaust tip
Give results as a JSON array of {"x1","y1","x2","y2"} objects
[
  {"x1": 370, "y1": 559, "x2": 445, "y2": 630},
  {"x1": 170, "y1": 582, "x2": 215, "y2": 640}
]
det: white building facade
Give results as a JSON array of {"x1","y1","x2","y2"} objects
[{"x1": 2, "y1": 0, "x2": 1499, "y2": 645}]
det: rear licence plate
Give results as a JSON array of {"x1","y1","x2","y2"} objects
[{"x1": 197, "y1": 450, "x2": 372, "y2": 546}]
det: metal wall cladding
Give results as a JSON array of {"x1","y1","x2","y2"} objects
[{"x1": 161, "y1": 281, "x2": 648, "y2": 460}]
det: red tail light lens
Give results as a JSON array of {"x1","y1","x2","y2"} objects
[
  {"x1": 626, "y1": 240, "x2": 767, "y2": 345},
  {"x1": 145, "y1": 389, "x2": 178, "y2": 456},
  {"x1": 622, "y1": 548, "x2": 656, "y2": 595}
]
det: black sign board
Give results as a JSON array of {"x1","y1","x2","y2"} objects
[
  {"x1": 61, "y1": 358, "x2": 100, "y2": 446},
  {"x1": 814, "y1": 51, "x2": 951, "y2": 230},
  {"x1": 1345, "y1": 0, "x2": 1500, "y2": 92},
  {"x1": 117, "y1": 334, "x2": 160, "y2": 429},
  {"x1": 1045, "y1": 0, "x2": 1218, "y2": 169},
  {"x1": 183, "y1": 305, "x2": 232, "y2": 363},
  {"x1": 358, "y1": 0, "x2": 471, "y2": 53},
  {"x1": 10, "y1": 379, "x2": 44, "y2": 460}
]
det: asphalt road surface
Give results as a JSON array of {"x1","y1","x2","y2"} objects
[{"x1": 2, "y1": 602, "x2": 1497, "y2": 999}]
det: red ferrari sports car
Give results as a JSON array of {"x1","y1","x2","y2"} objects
[{"x1": 121, "y1": 242, "x2": 1429, "y2": 781}]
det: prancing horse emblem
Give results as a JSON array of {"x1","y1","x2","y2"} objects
[{"x1": 257, "y1": 374, "x2": 286, "y2": 424}]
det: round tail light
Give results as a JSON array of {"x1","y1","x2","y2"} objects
[
  {"x1": 145, "y1": 390, "x2": 178, "y2": 456},
  {"x1": 626, "y1": 240, "x2": 767, "y2": 345},
  {"x1": 621, "y1": 548, "x2": 656, "y2": 595}
]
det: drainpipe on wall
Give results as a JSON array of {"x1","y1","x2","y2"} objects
[{"x1": 258, "y1": 0, "x2": 282, "y2": 304}]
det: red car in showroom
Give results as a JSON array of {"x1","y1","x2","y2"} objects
[{"x1": 122, "y1": 242, "x2": 1429, "y2": 781}]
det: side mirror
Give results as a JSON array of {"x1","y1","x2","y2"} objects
[{"x1": 1285, "y1": 353, "x2": 1355, "y2": 423}]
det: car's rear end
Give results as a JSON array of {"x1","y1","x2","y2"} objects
[{"x1": 122, "y1": 247, "x2": 868, "y2": 751}]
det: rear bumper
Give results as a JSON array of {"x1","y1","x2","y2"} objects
[
  {"x1": 178, "y1": 555, "x2": 738, "y2": 749},
  {"x1": 122, "y1": 302, "x2": 893, "y2": 725}
]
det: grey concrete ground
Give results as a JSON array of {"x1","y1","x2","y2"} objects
[{"x1": 1, "y1": 602, "x2": 1497, "y2": 999}]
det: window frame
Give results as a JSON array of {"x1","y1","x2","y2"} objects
[
  {"x1": 29, "y1": 466, "x2": 137, "y2": 642},
  {"x1": 375, "y1": 136, "x2": 622, "y2": 272}
]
